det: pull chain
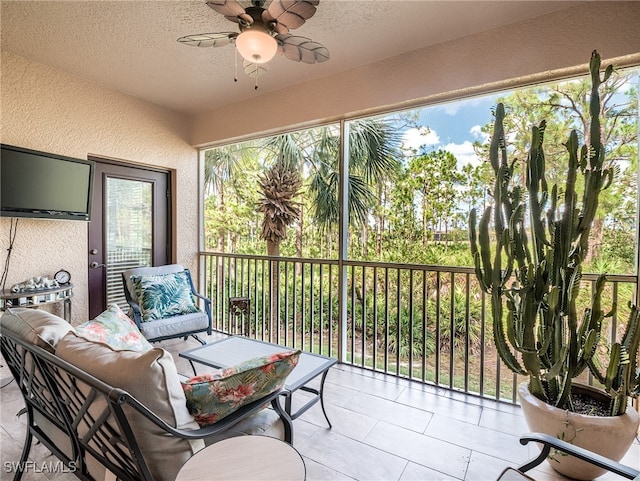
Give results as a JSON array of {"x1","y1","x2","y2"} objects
[
  {"x1": 254, "y1": 64, "x2": 259, "y2": 90},
  {"x1": 234, "y1": 46, "x2": 238, "y2": 83}
]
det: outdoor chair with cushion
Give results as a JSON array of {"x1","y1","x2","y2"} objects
[
  {"x1": 122, "y1": 264, "x2": 212, "y2": 345},
  {"x1": 497, "y1": 433, "x2": 639, "y2": 480}
]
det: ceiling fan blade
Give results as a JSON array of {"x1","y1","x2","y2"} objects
[
  {"x1": 266, "y1": 0, "x2": 318, "y2": 33},
  {"x1": 277, "y1": 34, "x2": 329, "y2": 64},
  {"x1": 206, "y1": 0, "x2": 253, "y2": 24},
  {"x1": 243, "y1": 59, "x2": 269, "y2": 78},
  {"x1": 177, "y1": 32, "x2": 237, "y2": 48}
]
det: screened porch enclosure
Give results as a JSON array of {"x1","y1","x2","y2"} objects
[{"x1": 199, "y1": 63, "x2": 640, "y2": 407}]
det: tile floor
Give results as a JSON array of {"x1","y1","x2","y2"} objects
[{"x1": 1, "y1": 334, "x2": 638, "y2": 481}]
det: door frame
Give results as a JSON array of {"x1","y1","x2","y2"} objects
[{"x1": 87, "y1": 157, "x2": 173, "y2": 318}]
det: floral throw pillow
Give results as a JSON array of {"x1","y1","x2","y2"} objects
[
  {"x1": 181, "y1": 349, "x2": 301, "y2": 426},
  {"x1": 75, "y1": 304, "x2": 153, "y2": 352},
  {"x1": 130, "y1": 271, "x2": 200, "y2": 322}
]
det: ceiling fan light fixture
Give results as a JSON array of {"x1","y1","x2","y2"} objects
[{"x1": 236, "y1": 28, "x2": 277, "y2": 64}]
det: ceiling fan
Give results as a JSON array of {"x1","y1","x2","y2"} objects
[{"x1": 178, "y1": 0, "x2": 329, "y2": 86}]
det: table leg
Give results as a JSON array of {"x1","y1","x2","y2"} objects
[
  {"x1": 282, "y1": 369, "x2": 332, "y2": 428},
  {"x1": 63, "y1": 297, "x2": 72, "y2": 322},
  {"x1": 318, "y1": 368, "x2": 332, "y2": 428},
  {"x1": 271, "y1": 398, "x2": 294, "y2": 445},
  {"x1": 188, "y1": 360, "x2": 197, "y2": 376}
]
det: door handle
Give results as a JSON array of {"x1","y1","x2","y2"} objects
[{"x1": 90, "y1": 262, "x2": 106, "y2": 269}]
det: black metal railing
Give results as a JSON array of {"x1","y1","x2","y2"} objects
[{"x1": 200, "y1": 251, "x2": 637, "y2": 404}]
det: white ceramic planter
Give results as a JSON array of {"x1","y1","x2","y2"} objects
[{"x1": 518, "y1": 382, "x2": 639, "y2": 480}]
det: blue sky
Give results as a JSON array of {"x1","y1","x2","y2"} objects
[
  {"x1": 400, "y1": 93, "x2": 503, "y2": 168},
  {"x1": 400, "y1": 65, "x2": 640, "y2": 172}
]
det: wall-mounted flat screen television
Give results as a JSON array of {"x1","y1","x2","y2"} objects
[{"x1": 1, "y1": 144, "x2": 95, "y2": 221}]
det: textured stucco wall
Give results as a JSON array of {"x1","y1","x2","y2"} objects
[
  {"x1": 191, "y1": 1, "x2": 640, "y2": 146},
  {"x1": 0, "y1": 51, "x2": 198, "y2": 324}
]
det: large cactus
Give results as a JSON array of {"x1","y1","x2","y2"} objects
[{"x1": 469, "y1": 51, "x2": 639, "y2": 414}]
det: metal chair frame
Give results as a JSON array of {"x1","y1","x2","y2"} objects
[{"x1": 510, "y1": 433, "x2": 639, "y2": 480}]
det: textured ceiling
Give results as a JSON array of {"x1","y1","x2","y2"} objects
[{"x1": 1, "y1": 0, "x2": 582, "y2": 115}]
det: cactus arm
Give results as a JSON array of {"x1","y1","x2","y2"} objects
[
  {"x1": 469, "y1": 208, "x2": 490, "y2": 293},
  {"x1": 589, "y1": 50, "x2": 603, "y2": 165},
  {"x1": 605, "y1": 343, "x2": 622, "y2": 391},
  {"x1": 479, "y1": 206, "x2": 494, "y2": 287},
  {"x1": 493, "y1": 292, "x2": 526, "y2": 375},
  {"x1": 527, "y1": 122, "x2": 549, "y2": 262},
  {"x1": 469, "y1": 208, "x2": 479, "y2": 258},
  {"x1": 490, "y1": 104, "x2": 506, "y2": 172}
]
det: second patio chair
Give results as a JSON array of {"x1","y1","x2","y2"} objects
[{"x1": 122, "y1": 264, "x2": 212, "y2": 345}]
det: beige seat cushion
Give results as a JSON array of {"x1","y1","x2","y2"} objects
[
  {"x1": 56, "y1": 332, "x2": 204, "y2": 481},
  {"x1": 0, "y1": 308, "x2": 74, "y2": 352}
]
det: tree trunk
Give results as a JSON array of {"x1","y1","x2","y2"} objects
[
  {"x1": 216, "y1": 170, "x2": 225, "y2": 253},
  {"x1": 361, "y1": 225, "x2": 368, "y2": 258},
  {"x1": 267, "y1": 239, "x2": 280, "y2": 343},
  {"x1": 376, "y1": 183, "x2": 384, "y2": 257},
  {"x1": 422, "y1": 195, "x2": 428, "y2": 247},
  {"x1": 296, "y1": 207, "x2": 303, "y2": 275},
  {"x1": 585, "y1": 217, "x2": 604, "y2": 263}
]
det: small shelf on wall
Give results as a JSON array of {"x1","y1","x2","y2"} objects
[{"x1": 0, "y1": 284, "x2": 73, "y2": 321}]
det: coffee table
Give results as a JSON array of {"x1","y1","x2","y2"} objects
[{"x1": 180, "y1": 336, "x2": 337, "y2": 428}]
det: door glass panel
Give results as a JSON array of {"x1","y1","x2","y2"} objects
[{"x1": 106, "y1": 177, "x2": 153, "y2": 309}]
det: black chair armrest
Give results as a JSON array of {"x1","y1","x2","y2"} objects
[
  {"x1": 184, "y1": 268, "x2": 212, "y2": 334},
  {"x1": 518, "y1": 433, "x2": 639, "y2": 480},
  {"x1": 121, "y1": 272, "x2": 144, "y2": 327},
  {"x1": 127, "y1": 301, "x2": 143, "y2": 327}
]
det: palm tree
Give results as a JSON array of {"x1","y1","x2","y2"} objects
[
  {"x1": 204, "y1": 143, "x2": 258, "y2": 251},
  {"x1": 256, "y1": 159, "x2": 303, "y2": 256},
  {"x1": 255, "y1": 119, "x2": 402, "y2": 335},
  {"x1": 260, "y1": 118, "x2": 402, "y2": 258}
]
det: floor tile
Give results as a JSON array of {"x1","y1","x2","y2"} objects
[
  {"x1": 298, "y1": 427, "x2": 408, "y2": 481},
  {"x1": 396, "y1": 387, "x2": 483, "y2": 425},
  {"x1": 344, "y1": 391, "x2": 433, "y2": 433},
  {"x1": 298, "y1": 401, "x2": 378, "y2": 442},
  {"x1": 424, "y1": 414, "x2": 528, "y2": 462},
  {"x1": 399, "y1": 461, "x2": 460, "y2": 481},
  {"x1": 363, "y1": 421, "x2": 470, "y2": 479},
  {"x1": 303, "y1": 457, "x2": 358, "y2": 481},
  {"x1": 478, "y1": 405, "x2": 529, "y2": 436},
  {"x1": 464, "y1": 450, "x2": 516, "y2": 481},
  {"x1": 327, "y1": 368, "x2": 407, "y2": 401}
]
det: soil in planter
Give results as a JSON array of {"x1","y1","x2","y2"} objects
[{"x1": 570, "y1": 391, "x2": 611, "y2": 416}]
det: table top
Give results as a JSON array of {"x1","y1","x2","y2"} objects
[
  {"x1": 180, "y1": 336, "x2": 337, "y2": 391},
  {"x1": 175, "y1": 435, "x2": 306, "y2": 481}
]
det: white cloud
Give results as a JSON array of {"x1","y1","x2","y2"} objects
[
  {"x1": 443, "y1": 141, "x2": 480, "y2": 168},
  {"x1": 401, "y1": 127, "x2": 440, "y2": 151},
  {"x1": 470, "y1": 124, "x2": 488, "y2": 142},
  {"x1": 441, "y1": 103, "x2": 462, "y2": 116}
]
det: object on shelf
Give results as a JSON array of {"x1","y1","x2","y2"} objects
[
  {"x1": 54, "y1": 269, "x2": 71, "y2": 285},
  {"x1": 11, "y1": 276, "x2": 59, "y2": 293}
]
